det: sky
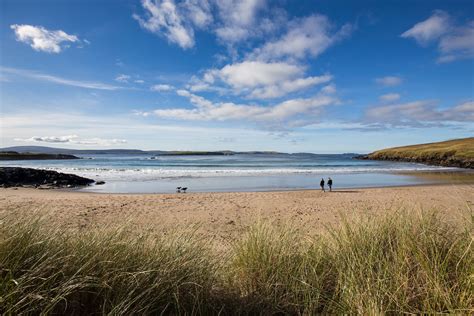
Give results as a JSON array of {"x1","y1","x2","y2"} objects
[{"x1": 0, "y1": 0, "x2": 473, "y2": 153}]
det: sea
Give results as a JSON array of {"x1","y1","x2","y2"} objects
[{"x1": 2, "y1": 153, "x2": 472, "y2": 193}]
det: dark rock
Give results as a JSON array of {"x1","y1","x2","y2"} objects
[
  {"x1": 0, "y1": 167, "x2": 95, "y2": 189},
  {"x1": 354, "y1": 154, "x2": 473, "y2": 169},
  {"x1": 95, "y1": 181, "x2": 106, "y2": 185}
]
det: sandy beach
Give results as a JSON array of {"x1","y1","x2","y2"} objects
[{"x1": 1, "y1": 184, "x2": 472, "y2": 247}]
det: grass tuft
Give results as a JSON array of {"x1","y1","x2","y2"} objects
[{"x1": 1, "y1": 209, "x2": 472, "y2": 314}]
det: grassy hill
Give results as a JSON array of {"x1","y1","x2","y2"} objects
[{"x1": 361, "y1": 138, "x2": 474, "y2": 169}]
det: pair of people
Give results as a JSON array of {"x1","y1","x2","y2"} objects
[{"x1": 320, "y1": 177, "x2": 333, "y2": 192}]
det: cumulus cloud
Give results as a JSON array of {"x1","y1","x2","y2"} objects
[
  {"x1": 375, "y1": 76, "x2": 402, "y2": 87},
  {"x1": 2, "y1": 67, "x2": 122, "y2": 90},
  {"x1": 401, "y1": 10, "x2": 474, "y2": 62},
  {"x1": 379, "y1": 93, "x2": 401, "y2": 103},
  {"x1": 365, "y1": 100, "x2": 474, "y2": 127},
  {"x1": 140, "y1": 86, "x2": 338, "y2": 129},
  {"x1": 15, "y1": 135, "x2": 127, "y2": 146},
  {"x1": 10, "y1": 24, "x2": 79, "y2": 53},
  {"x1": 249, "y1": 14, "x2": 353, "y2": 61},
  {"x1": 151, "y1": 84, "x2": 175, "y2": 91},
  {"x1": 188, "y1": 61, "x2": 332, "y2": 99}
]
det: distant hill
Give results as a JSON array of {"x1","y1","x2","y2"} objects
[
  {"x1": 0, "y1": 151, "x2": 80, "y2": 160},
  {"x1": 0, "y1": 146, "x2": 293, "y2": 156},
  {"x1": 0, "y1": 146, "x2": 148, "y2": 155},
  {"x1": 0, "y1": 146, "x2": 357, "y2": 157},
  {"x1": 358, "y1": 138, "x2": 474, "y2": 169}
]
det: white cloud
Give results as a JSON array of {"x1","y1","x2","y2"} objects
[
  {"x1": 10, "y1": 24, "x2": 79, "y2": 53},
  {"x1": 249, "y1": 14, "x2": 352, "y2": 61},
  {"x1": 14, "y1": 135, "x2": 127, "y2": 146},
  {"x1": 2, "y1": 67, "x2": 122, "y2": 90},
  {"x1": 133, "y1": 0, "x2": 213, "y2": 49},
  {"x1": 214, "y1": 0, "x2": 266, "y2": 43},
  {"x1": 74, "y1": 138, "x2": 128, "y2": 145},
  {"x1": 135, "y1": 79, "x2": 145, "y2": 84},
  {"x1": 142, "y1": 87, "x2": 338, "y2": 128},
  {"x1": 187, "y1": 61, "x2": 333, "y2": 99},
  {"x1": 437, "y1": 21, "x2": 474, "y2": 63},
  {"x1": 151, "y1": 84, "x2": 175, "y2": 91},
  {"x1": 115, "y1": 74, "x2": 131, "y2": 83},
  {"x1": 183, "y1": 0, "x2": 213, "y2": 28},
  {"x1": 402, "y1": 10, "x2": 474, "y2": 62},
  {"x1": 365, "y1": 100, "x2": 474, "y2": 127},
  {"x1": 401, "y1": 10, "x2": 450, "y2": 45},
  {"x1": 249, "y1": 74, "x2": 333, "y2": 99},
  {"x1": 320, "y1": 84, "x2": 337, "y2": 94},
  {"x1": 134, "y1": 0, "x2": 196, "y2": 49},
  {"x1": 15, "y1": 135, "x2": 79, "y2": 143},
  {"x1": 219, "y1": 61, "x2": 302, "y2": 88},
  {"x1": 379, "y1": 93, "x2": 401, "y2": 103},
  {"x1": 375, "y1": 76, "x2": 402, "y2": 87}
]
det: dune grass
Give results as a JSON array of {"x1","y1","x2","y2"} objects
[{"x1": 1, "y1": 209, "x2": 472, "y2": 314}]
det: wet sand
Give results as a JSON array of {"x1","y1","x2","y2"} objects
[{"x1": 1, "y1": 184, "x2": 472, "y2": 247}]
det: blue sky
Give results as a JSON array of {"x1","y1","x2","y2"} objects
[{"x1": 1, "y1": 0, "x2": 473, "y2": 153}]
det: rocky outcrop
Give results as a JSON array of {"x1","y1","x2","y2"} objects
[
  {"x1": 0, "y1": 167, "x2": 95, "y2": 188},
  {"x1": 0, "y1": 151, "x2": 80, "y2": 160},
  {"x1": 356, "y1": 153, "x2": 473, "y2": 169}
]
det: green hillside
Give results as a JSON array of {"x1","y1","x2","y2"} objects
[{"x1": 361, "y1": 138, "x2": 474, "y2": 169}]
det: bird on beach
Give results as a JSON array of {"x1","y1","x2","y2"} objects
[
  {"x1": 181, "y1": 187, "x2": 188, "y2": 193},
  {"x1": 176, "y1": 186, "x2": 181, "y2": 193}
]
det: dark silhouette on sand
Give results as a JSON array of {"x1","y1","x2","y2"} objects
[
  {"x1": 320, "y1": 178, "x2": 325, "y2": 192},
  {"x1": 176, "y1": 186, "x2": 188, "y2": 193},
  {"x1": 328, "y1": 177, "x2": 333, "y2": 191}
]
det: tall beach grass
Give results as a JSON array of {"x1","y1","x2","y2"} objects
[{"x1": 1, "y1": 209, "x2": 472, "y2": 314}]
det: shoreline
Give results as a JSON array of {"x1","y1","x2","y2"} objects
[
  {"x1": 74, "y1": 168, "x2": 474, "y2": 195},
  {"x1": 68, "y1": 180, "x2": 471, "y2": 195}
]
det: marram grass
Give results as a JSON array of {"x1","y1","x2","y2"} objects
[{"x1": 1, "y1": 209, "x2": 472, "y2": 314}]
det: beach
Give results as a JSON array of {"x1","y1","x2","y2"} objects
[{"x1": 2, "y1": 184, "x2": 472, "y2": 247}]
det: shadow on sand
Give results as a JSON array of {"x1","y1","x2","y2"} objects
[{"x1": 330, "y1": 190, "x2": 359, "y2": 193}]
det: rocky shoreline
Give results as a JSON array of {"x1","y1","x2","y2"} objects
[
  {"x1": 0, "y1": 167, "x2": 95, "y2": 189},
  {"x1": 356, "y1": 154, "x2": 473, "y2": 169}
]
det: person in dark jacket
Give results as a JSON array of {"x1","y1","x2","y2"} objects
[
  {"x1": 320, "y1": 178, "x2": 325, "y2": 192},
  {"x1": 328, "y1": 177, "x2": 333, "y2": 191}
]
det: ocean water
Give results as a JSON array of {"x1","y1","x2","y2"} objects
[{"x1": 1, "y1": 153, "x2": 469, "y2": 193}]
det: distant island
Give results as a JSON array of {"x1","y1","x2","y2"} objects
[
  {"x1": 0, "y1": 146, "x2": 297, "y2": 156},
  {"x1": 0, "y1": 151, "x2": 80, "y2": 160},
  {"x1": 358, "y1": 137, "x2": 474, "y2": 169}
]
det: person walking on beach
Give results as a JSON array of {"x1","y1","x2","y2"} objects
[
  {"x1": 320, "y1": 178, "x2": 325, "y2": 192},
  {"x1": 328, "y1": 177, "x2": 333, "y2": 192}
]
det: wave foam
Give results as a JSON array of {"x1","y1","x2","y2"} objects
[{"x1": 21, "y1": 165, "x2": 455, "y2": 181}]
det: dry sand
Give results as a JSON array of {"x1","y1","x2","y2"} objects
[{"x1": 1, "y1": 185, "x2": 473, "y2": 247}]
